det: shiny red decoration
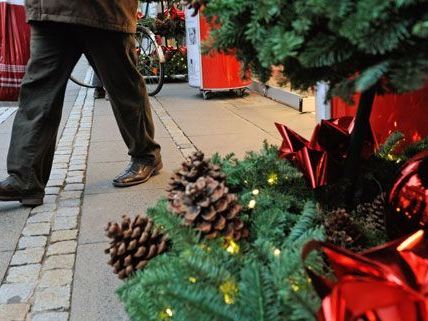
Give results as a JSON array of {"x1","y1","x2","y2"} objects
[
  {"x1": 165, "y1": 5, "x2": 185, "y2": 21},
  {"x1": 275, "y1": 117, "x2": 377, "y2": 188},
  {"x1": 303, "y1": 230, "x2": 428, "y2": 321},
  {"x1": 388, "y1": 151, "x2": 428, "y2": 237}
]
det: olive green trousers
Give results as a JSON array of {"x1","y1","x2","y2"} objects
[{"x1": 7, "y1": 22, "x2": 160, "y2": 193}]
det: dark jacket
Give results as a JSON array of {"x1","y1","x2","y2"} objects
[{"x1": 25, "y1": 0, "x2": 138, "y2": 33}]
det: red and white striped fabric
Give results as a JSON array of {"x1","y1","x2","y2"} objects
[{"x1": 0, "y1": 0, "x2": 30, "y2": 101}]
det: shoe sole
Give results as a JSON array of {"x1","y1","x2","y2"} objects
[
  {"x1": 0, "y1": 195, "x2": 44, "y2": 207},
  {"x1": 112, "y1": 162, "x2": 163, "y2": 188}
]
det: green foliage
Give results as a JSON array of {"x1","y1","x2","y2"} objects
[
  {"x1": 197, "y1": 0, "x2": 428, "y2": 99},
  {"x1": 117, "y1": 138, "x2": 428, "y2": 321},
  {"x1": 118, "y1": 144, "x2": 323, "y2": 321}
]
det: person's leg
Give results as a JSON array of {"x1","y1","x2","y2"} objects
[
  {"x1": 84, "y1": 29, "x2": 160, "y2": 161},
  {"x1": 91, "y1": 72, "x2": 105, "y2": 99},
  {"x1": 2, "y1": 22, "x2": 81, "y2": 205},
  {"x1": 81, "y1": 27, "x2": 161, "y2": 187}
]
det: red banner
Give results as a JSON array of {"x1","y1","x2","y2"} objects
[{"x1": 0, "y1": 0, "x2": 30, "y2": 101}]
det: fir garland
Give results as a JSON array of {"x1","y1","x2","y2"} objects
[{"x1": 186, "y1": 0, "x2": 428, "y2": 101}]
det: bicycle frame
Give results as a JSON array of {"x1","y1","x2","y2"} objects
[{"x1": 137, "y1": 25, "x2": 166, "y2": 64}]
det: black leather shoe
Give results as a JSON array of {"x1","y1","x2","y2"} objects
[
  {"x1": 112, "y1": 159, "x2": 163, "y2": 187},
  {"x1": 0, "y1": 177, "x2": 44, "y2": 207}
]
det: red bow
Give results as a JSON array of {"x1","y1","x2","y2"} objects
[
  {"x1": 275, "y1": 117, "x2": 377, "y2": 188},
  {"x1": 303, "y1": 230, "x2": 428, "y2": 321},
  {"x1": 165, "y1": 6, "x2": 185, "y2": 21}
]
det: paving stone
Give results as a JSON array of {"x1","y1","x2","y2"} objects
[
  {"x1": 68, "y1": 164, "x2": 86, "y2": 171},
  {"x1": 39, "y1": 269, "x2": 73, "y2": 287},
  {"x1": 63, "y1": 184, "x2": 84, "y2": 192},
  {"x1": 70, "y1": 161, "x2": 86, "y2": 167},
  {"x1": 56, "y1": 207, "x2": 79, "y2": 217},
  {"x1": 68, "y1": 170, "x2": 85, "y2": 177},
  {"x1": 58, "y1": 199, "x2": 81, "y2": 208},
  {"x1": 44, "y1": 187, "x2": 61, "y2": 195},
  {"x1": 31, "y1": 311, "x2": 69, "y2": 321},
  {"x1": 53, "y1": 155, "x2": 70, "y2": 163},
  {"x1": 70, "y1": 155, "x2": 86, "y2": 161},
  {"x1": 7, "y1": 265, "x2": 41, "y2": 284},
  {"x1": 49, "y1": 174, "x2": 66, "y2": 181},
  {"x1": 46, "y1": 179, "x2": 64, "y2": 187},
  {"x1": 47, "y1": 241, "x2": 77, "y2": 256},
  {"x1": 65, "y1": 176, "x2": 84, "y2": 184},
  {"x1": 0, "y1": 303, "x2": 29, "y2": 320},
  {"x1": 50, "y1": 168, "x2": 68, "y2": 175},
  {"x1": 43, "y1": 254, "x2": 75, "y2": 270},
  {"x1": 10, "y1": 248, "x2": 44, "y2": 266},
  {"x1": 53, "y1": 216, "x2": 77, "y2": 231},
  {"x1": 55, "y1": 150, "x2": 72, "y2": 155},
  {"x1": 51, "y1": 230, "x2": 78, "y2": 243},
  {"x1": 27, "y1": 212, "x2": 53, "y2": 224},
  {"x1": 30, "y1": 204, "x2": 56, "y2": 213},
  {"x1": 18, "y1": 236, "x2": 47, "y2": 249},
  {"x1": 33, "y1": 286, "x2": 70, "y2": 312},
  {"x1": 60, "y1": 191, "x2": 83, "y2": 200},
  {"x1": 0, "y1": 284, "x2": 34, "y2": 304},
  {"x1": 22, "y1": 223, "x2": 50, "y2": 236},
  {"x1": 43, "y1": 195, "x2": 58, "y2": 205},
  {"x1": 51, "y1": 163, "x2": 68, "y2": 170}
]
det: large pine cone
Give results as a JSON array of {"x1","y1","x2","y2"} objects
[
  {"x1": 105, "y1": 215, "x2": 168, "y2": 280},
  {"x1": 356, "y1": 193, "x2": 386, "y2": 231},
  {"x1": 171, "y1": 176, "x2": 248, "y2": 240},
  {"x1": 323, "y1": 208, "x2": 362, "y2": 251},
  {"x1": 167, "y1": 151, "x2": 226, "y2": 210}
]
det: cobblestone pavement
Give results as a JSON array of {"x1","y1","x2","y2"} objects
[
  {"x1": 0, "y1": 70, "x2": 94, "y2": 321},
  {"x1": 0, "y1": 79, "x2": 315, "y2": 321}
]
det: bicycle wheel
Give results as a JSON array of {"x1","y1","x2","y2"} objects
[
  {"x1": 135, "y1": 27, "x2": 165, "y2": 96},
  {"x1": 70, "y1": 57, "x2": 96, "y2": 88}
]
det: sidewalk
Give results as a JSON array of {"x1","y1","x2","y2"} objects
[{"x1": 0, "y1": 81, "x2": 315, "y2": 321}]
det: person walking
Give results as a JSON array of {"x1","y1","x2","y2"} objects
[{"x1": 0, "y1": 0, "x2": 162, "y2": 206}]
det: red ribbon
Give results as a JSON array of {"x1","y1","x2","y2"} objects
[
  {"x1": 275, "y1": 117, "x2": 377, "y2": 188},
  {"x1": 303, "y1": 231, "x2": 428, "y2": 321}
]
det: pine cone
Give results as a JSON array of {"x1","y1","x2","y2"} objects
[
  {"x1": 356, "y1": 193, "x2": 386, "y2": 231},
  {"x1": 167, "y1": 151, "x2": 226, "y2": 214},
  {"x1": 171, "y1": 176, "x2": 248, "y2": 241},
  {"x1": 105, "y1": 215, "x2": 168, "y2": 280},
  {"x1": 323, "y1": 208, "x2": 362, "y2": 251}
]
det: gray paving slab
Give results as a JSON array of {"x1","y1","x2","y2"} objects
[
  {"x1": 0, "y1": 251, "x2": 13, "y2": 283},
  {"x1": 0, "y1": 204, "x2": 30, "y2": 252},
  {"x1": 190, "y1": 132, "x2": 280, "y2": 159},
  {"x1": 78, "y1": 188, "x2": 165, "y2": 245},
  {"x1": 70, "y1": 243, "x2": 128, "y2": 321},
  {"x1": 88, "y1": 137, "x2": 178, "y2": 164},
  {"x1": 90, "y1": 114, "x2": 169, "y2": 143},
  {"x1": 84, "y1": 159, "x2": 181, "y2": 196}
]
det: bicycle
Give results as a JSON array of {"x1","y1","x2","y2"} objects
[{"x1": 69, "y1": 25, "x2": 166, "y2": 96}]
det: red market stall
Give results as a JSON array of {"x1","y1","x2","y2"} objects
[
  {"x1": 331, "y1": 86, "x2": 428, "y2": 145},
  {"x1": 185, "y1": 9, "x2": 251, "y2": 99},
  {"x1": 0, "y1": 0, "x2": 30, "y2": 101}
]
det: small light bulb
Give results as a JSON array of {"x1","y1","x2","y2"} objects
[
  {"x1": 189, "y1": 276, "x2": 197, "y2": 283},
  {"x1": 165, "y1": 308, "x2": 173, "y2": 317},
  {"x1": 226, "y1": 240, "x2": 240, "y2": 254},
  {"x1": 273, "y1": 248, "x2": 281, "y2": 257},
  {"x1": 248, "y1": 199, "x2": 256, "y2": 209},
  {"x1": 252, "y1": 189, "x2": 260, "y2": 196}
]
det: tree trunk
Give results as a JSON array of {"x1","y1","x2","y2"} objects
[{"x1": 344, "y1": 86, "x2": 377, "y2": 204}]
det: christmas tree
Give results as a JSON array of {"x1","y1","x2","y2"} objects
[{"x1": 185, "y1": 0, "x2": 428, "y2": 193}]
